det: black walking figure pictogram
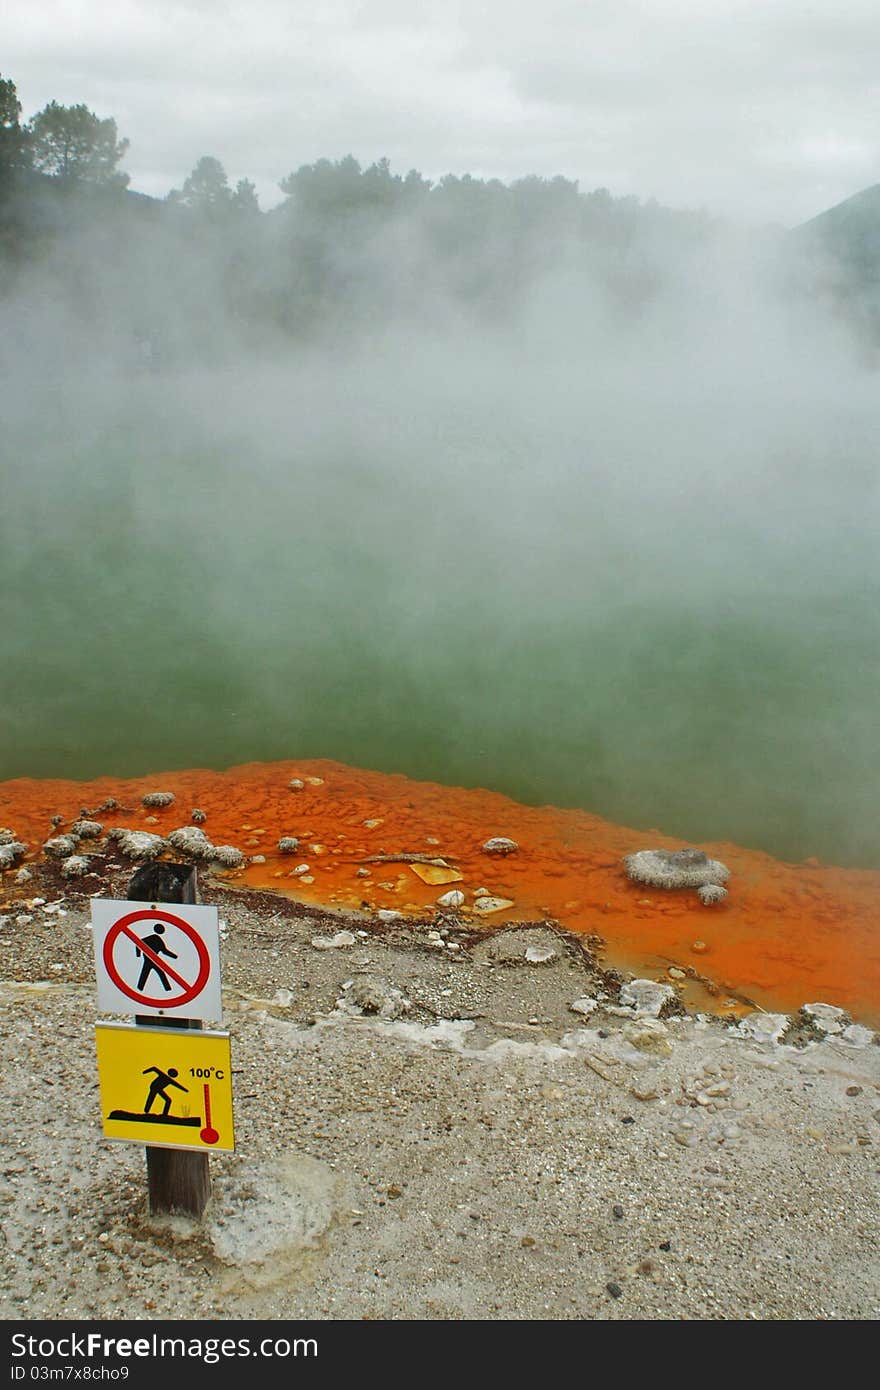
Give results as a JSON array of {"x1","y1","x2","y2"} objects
[
  {"x1": 135, "y1": 922, "x2": 178, "y2": 992},
  {"x1": 142, "y1": 1065, "x2": 188, "y2": 1116}
]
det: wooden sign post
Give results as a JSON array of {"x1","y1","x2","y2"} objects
[{"x1": 127, "y1": 861, "x2": 211, "y2": 1218}]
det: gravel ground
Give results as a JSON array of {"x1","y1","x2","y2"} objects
[{"x1": 1, "y1": 857, "x2": 878, "y2": 1322}]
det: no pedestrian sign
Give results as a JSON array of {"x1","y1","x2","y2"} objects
[
  {"x1": 95, "y1": 1022, "x2": 234, "y2": 1152},
  {"x1": 91, "y1": 898, "x2": 222, "y2": 1022}
]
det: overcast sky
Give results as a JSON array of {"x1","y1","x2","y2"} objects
[{"x1": 4, "y1": 0, "x2": 878, "y2": 226}]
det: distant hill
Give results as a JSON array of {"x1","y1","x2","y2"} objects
[
  {"x1": 791, "y1": 183, "x2": 880, "y2": 276},
  {"x1": 787, "y1": 185, "x2": 880, "y2": 343}
]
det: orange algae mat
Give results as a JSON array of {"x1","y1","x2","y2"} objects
[{"x1": 1, "y1": 757, "x2": 878, "y2": 1025}]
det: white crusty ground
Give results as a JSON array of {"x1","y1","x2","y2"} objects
[{"x1": 0, "y1": 884, "x2": 878, "y2": 1323}]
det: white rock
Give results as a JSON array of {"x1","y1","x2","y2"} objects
[
  {"x1": 291, "y1": 863, "x2": 310, "y2": 876},
  {"x1": 272, "y1": 989, "x2": 295, "y2": 1006},
  {"x1": 625, "y1": 847, "x2": 729, "y2": 890},
  {"x1": 61, "y1": 855, "x2": 90, "y2": 878},
  {"x1": 802, "y1": 1002, "x2": 849, "y2": 1035},
  {"x1": 570, "y1": 996, "x2": 598, "y2": 1017},
  {"x1": 436, "y1": 890, "x2": 466, "y2": 910},
  {"x1": 311, "y1": 931, "x2": 357, "y2": 950},
  {"x1": 525, "y1": 944, "x2": 556, "y2": 964},
  {"x1": 43, "y1": 835, "x2": 78, "y2": 859},
  {"x1": 70, "y1": 820, "x2": 103, "y2": 840},
  {"x1": 211, "y1": 845, "x2": 245, "y2": 869},
  {"x1": 377, "y1": 909, "x2": 403, "y2": 922},
  {"x1": 482, "y1": 837, "x2": 518, "y2": 855},
  {"x1": 288, "y1": 779, "x2": 305, "y2": 790},
  {"x1": 141, "y1": 792, "x2": 175, "y2": 808},
  {"x1": 622, "y1": 1018, "x2": 674, "y2": 1056},
  {"x1": 839, "y1": 1024, "x2": 874, "y2": 1049},
  {"x1": 619, "y1": 979, "x2": 675, "y2": 1017},
  {"x1": 111, "y1": 830, "x2": 168, "y2": 861},
  {"x1": 345, "y1": 975, "x2": 410, "y2": 1019},
  {"x1": 167, "y1": 826, "x2": 215, "y2": 859},
  {"x1": 14, "y1": 867, "x2": 32, "y2": 884},
  {"x1": 732, "y1": 1011, "x2": 790, "y2": 1044},
  {"x1": 472, "y1": 896, "x2": 515, "y2": 915}
]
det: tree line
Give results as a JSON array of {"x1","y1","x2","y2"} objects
[{"x1": 13, "y1": 71, "x2": 837, "y2": 361}]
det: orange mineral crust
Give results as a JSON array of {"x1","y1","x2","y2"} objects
[{"x1": 2, "y1": 758, "x2": 878, "y2": 1025}]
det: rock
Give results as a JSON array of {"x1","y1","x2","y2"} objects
[
  {"x1": 0, "y1": 833, "x2": 27, "y2": 865},
  {"x1": 306, "y1": 777, "x2": 324, "y2": 786},
  {"x1": 524, "y1": 945, "x2": 556, "y2": 964},
  {"x1": 839, "y1": 1024, "x2": 874, "y2": 1049},
  {"x1": 288, "y1": 779, "x2": 305, "y2": 790},
  {"x1": 570, "y1": 997, "x2": 598, "y2": 1017},
  {"x1": 801, "y1": 1002, "x2": 850, "y2": 1035},
  {"x1": 622, "y1": 1019, "x2": 674, "y2": 1056},
  {"x1": 436, "y1": 889, "x2": 466, "y2": 909},
  {"x1": 732, "y1": 1011, "x2": 790, "y2": 1045},
  {"x1": 345, "y1": 975, "x2": 411, "y2": 1019},
  {"x1": 697, "y1": 883, "x2": 728, "y2": 905},
  {"x1": 61, "y1": 856, "x2": 90, "y2": 878},
  {"x1": 619, "y1": 979, "x2": 676, "y2": 1017},
  {"x1": 190, "y1": 809, "x2": 206, "y2": 824},
  {"x1": 472, "y1": 896, "x2": 515, "y2": 915},
  {"x1": 482, "y1": 837, "x2": 518, "y2": 856},
  {"x1": 211, "y1": 845, "x2": 245, "y2": 869},
  {"x1": 141, "y1": 792, "x2": 175, "y2": 808},
  {"x1": 42, "y1": 835, "x2": 78, "y2": 859},
  {"x1": 70, "y1": 820, "x2": 103, "y2": 840},
  {"x1": 278, "y1": 838, "x2": 301, "y2": 854},
  {"x1": 291, "y1": 863, "x2": 311, "y2": 876},
  {"x1": 167, "y1": 826, "x2": 215, "y2": 859},
  {"x1": 377, "y1": 909, "x2": 403, "y2": 922},
  {"x1": 14, "y1": 867, "x2": 32, "y2": 884},
  {"x1": 109, "y1": 829, "x2": 168, "y2": 862},
  {"x1": 674, "y1": 1128, "x2": 700, "y2": 1148},
  {"x1": 97, "y1": 797, "x2": 120, "y2": 812},
  {"x1": 624, "y1": 847, "x2": 729, "y2": 891},
  {"x1": 311, "y1": 931, "x2": 357, "y2": 950},
  {"x1": 630, "y1": 1080, "x2": 661, "y2": 1101}
]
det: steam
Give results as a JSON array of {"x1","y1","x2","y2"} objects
[{"x1": 1, "y1": 189, "x2": 878, "y2": 868}]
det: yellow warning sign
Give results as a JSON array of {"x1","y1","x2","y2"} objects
[{"x1": 95, "y1": 1023, "x2": 234, "y2": 1153}]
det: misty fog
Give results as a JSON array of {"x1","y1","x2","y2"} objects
[{"x1": 2, "y1": 174, "x2": 878, "y2": 868}]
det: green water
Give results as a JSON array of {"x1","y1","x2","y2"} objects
[{"x1": 3, "y1": 374, "x2": 879, "y2": 869}]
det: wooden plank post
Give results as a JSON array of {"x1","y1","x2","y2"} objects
[{"x1": 127, "y1": 861, "x2": 212, "y2": 1218}]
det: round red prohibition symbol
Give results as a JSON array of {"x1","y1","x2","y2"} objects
[{"x1": 102, "y1": 908, "x2": 211, "y2": 1008}]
